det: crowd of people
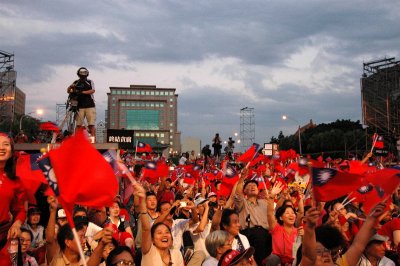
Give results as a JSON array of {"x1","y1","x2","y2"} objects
[{"x1": 1, "y1": 131, "x2": 400, "y2": 266}]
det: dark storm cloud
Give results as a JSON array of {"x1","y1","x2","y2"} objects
[{"x1": 1, "y1": 0, "x2": 398, "y2": 144}]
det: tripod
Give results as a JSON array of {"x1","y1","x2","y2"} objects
[{"x1": 51, "y1": 98, "x2": 85, "y2": 143}]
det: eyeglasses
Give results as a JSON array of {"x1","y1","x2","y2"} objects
[
  {"x1": 316, "y1": 247, "x2": 342, "y2": 259},
  {"x1": 112, "y1": 260, "x2": 135, "y2": 266}
]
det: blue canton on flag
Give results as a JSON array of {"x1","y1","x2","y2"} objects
[
  {"x1": 312, "y1": 168, "x2": 336, "y2": 186},
  {"x1": 37, "y1": 156, "x2": 60, "y2": 196}
]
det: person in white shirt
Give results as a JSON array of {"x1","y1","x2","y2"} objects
[
  {"x1": 357, "y1": 234, "x2": 395, "y2": 266},
  {"x1": 219, "y1": 209, "x2": 250, "y2": 252},
  {"x1": 202, "y1": 230, "x2": 232, "y2": 266}
]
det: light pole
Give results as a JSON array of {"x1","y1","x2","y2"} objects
[
  {"x1": 19, "y1": 109, "x2": 44, "y2": 131},
  {"x1": 282, "y1": 115, "x2": 302, "y2": 155}
]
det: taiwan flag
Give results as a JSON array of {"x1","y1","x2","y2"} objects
[
  {"x1": 141, "y1": 161, "x2": 169, "y2": 184},
  {"x1": 16, "y1": 152, "x2": 48, "y2": 203},
  {"x1": 372, "y1": 133, "x2": 384, "y2": 149},
  {"x1": 136, "y1": 141, "x2": 153, "y2": 153},
  {"x1": 237, "y1": 143, "x2": 260, "y2": 164},
  {"x1": 312, "y1": 168, "x2": 366, "y2": 202}
]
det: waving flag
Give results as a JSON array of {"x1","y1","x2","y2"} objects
[
  {"x1": 237, "y1": 143, "x2": 260, "y2": 164},
  {"x1": 37, "y1": 156, "x2": 59, "y2": 196},
  {"x1": 371, "y1": 133, "x2": 384, "y2": 149},
  {"x1": 16, "y1": 152, "x2": 48, "y2": 203},
  {"x1": 183, "y1": 172, "x2": 196, "y2": 185},
  {"x1": 136, "y1": 141, "x2": 153, "y2": 153},
  {"x1": 141, "y1": 160, "x2": 169, "y2": 184},
  {"x1": 312, "y1": 168, "x2": 366, "y2": 202},
  {"x1": 47, "y1": 129, "x2": 118, "y2": 210}
]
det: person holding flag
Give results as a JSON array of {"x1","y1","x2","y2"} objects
[{"x1": 0, "y1": 133, "x2": 27, "y2": 266}]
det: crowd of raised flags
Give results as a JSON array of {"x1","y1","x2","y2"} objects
[{"x1": 2, "y1": 129, "x2": 400, "y2": 265}]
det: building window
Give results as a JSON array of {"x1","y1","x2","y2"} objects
[
  {"x1": 126, "y1": 109, "x2": 160, "y2": 130},
  {"x1": 170, "y1": 142, "x2": 173, "y2": 145},
  {"x1": 121, "y1": 102, "x2": 126, "y2": 107},
  {"x1": 170, "y1": 98, "x2": 173, "y2": 102},
  {"x1": 169, "y1": 123, "x2": 173, "y2": 127},
  {"x1": 145, "y1": 91, "x2": 150, "y2": 95},
  {"x1": 141, "y1": 91, "x2": 145, "y2": 95},
  {"x1": 170, "y1": 135, "x2": 173, "y2": 139},
  {"x1": 150, "y1": 91, "x2": 154, "y2": 95},
  {"x1": 155, "y1": 91, "x2": 159, "y2": 95},
  {"x1": 170, "y1": 105, "x2": 173, "y2": 108},
  {"x1": 160, "y1": 133, "x2": 164, "y2": 137}
]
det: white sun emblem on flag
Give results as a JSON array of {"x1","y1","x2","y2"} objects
[
  {"x1": 317, "y1": 170, "x2": 332, "y2": 184},
  {"x1": 42, "y1": 163, "x2": 59, "y2": 194}
]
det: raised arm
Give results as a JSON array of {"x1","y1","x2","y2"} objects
[
  {"x1": 234, "y1": 168, "x2": 248, "y2": 198},
  {"x1": 344, "y1": 202, "x2": 386, "y2": 266},
  {"x1": 87, "y1": 227, "x2": 113, "y2": 266},
  {"x1": 299, "y1": 207, "x2": 321, "y2": 266},
  {"x1": 267, "y1": 182, "x2": 284, "y2": 230},
  {"x1": 193, "y1": 201, "x2": 210, "y2": 234},
  {"x1": 135, "y1": 183, "x2": 152, "y2": 255},
  {"x1": 45, "y1": 196, "x2": 59, "y2": 263}
]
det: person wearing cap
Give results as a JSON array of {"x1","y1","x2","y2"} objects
[
  {"x1": 357, "y1": 234, "x2": 395, "y2": 266},
  {"x1": 208, "y1": 192, "x2": 218, "y2": 203},
  {"x1": 25, "y1": 206, "x2": 45, "y2": 248},
  {"x1": 300, "y1": 202, "x2": 389, "y2": 266},
  {"x1": 186, "y1": 197, "x2": 211, "y2": 265},
  {"x1": 203, "y1": 230, "x2": 232, "y2": 266},
  {"x1": 0, "y1": 133, "x2": 27, "y2": 266},
  {"x1": 218, "y1": 247, "x2": 256, "y2": 266},
  {"x1": 233, "y1": 168, "x2": 271, "y2": 265}
]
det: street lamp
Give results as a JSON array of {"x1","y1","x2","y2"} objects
[
  {"x1": 282, "y1": 115, "x2": 302, "y2": 155},
  {"x1": 19, "y1": 109, "x2": 44, "y2": 131}
]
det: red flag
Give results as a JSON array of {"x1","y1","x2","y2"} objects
[
  {"x1": 365, "y1": 168, "x2": 400, "y2": 196},
  {"x1": 39, "y1": 121, "x2": 60, "y2": 132},
  {"x1": 141, "y1": 161, "x2": 169, "y2": 184},
  {"x1": 48, "y1": 129, "x2": 118, "y2": 209},
  {"x1": 372, "y1": 133, "x2": 384, "y2": 149},
  {"x1": 183, "y1": 172, "x2": 196, "y2": 185},
  {"x1": 16, "y1": 152, "x2": 48, "y2": 204},
  {"x1": 237, "y1": 143, "x2": 260, "y2": 164},
  {"x1": 312, "y1": 168, "x2": 366, "y2": 202},
  {"x1": 136, "y1": 141, "x2": 153, "y2": 153}
]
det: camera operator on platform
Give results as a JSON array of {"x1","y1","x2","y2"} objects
[{"x1": 66, "y1": 67, "x2": 96, "y2": 140}]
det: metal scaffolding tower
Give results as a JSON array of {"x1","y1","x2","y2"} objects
[
  {"x1": 361, "y1": 57, "x2": 400, "y2": 137},
  {"x1": 240, "y1": 107, "x2": 255, "y2": 151},
  {"x1": 0, "y1": 50, "x2": 15, "y2": 131}
]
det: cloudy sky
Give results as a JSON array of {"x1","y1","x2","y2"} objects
[{"x1": 1, "y1": 0, "x2": 399, "y2": 147}]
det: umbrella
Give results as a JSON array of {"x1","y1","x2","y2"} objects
[{"x1": 40, "y1": 121, "x2": 60, "y2": 132}]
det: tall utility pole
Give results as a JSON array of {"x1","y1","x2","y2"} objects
[{"x1": 240, "y1": 107, "x2": 255, "y2": 152}]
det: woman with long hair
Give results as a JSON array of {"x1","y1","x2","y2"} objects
[{"x1": 0, "y1": 133, "x2": 27, "y2": 265}]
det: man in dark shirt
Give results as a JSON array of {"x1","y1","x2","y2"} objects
[{"x1": 67, "y1": 67, "x2": 96, "y2": 141}]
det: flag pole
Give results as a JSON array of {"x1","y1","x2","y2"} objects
[
  {"x1": 72, "y1": 227, "x2": 88, "y2": 266},
  {"x1": 245, "y1": 144, "x2": 263, "y2": 169},
  {"x1": 134, "y1": 140, "x2": 138, "y2": 159},
  {"x1": 370, "y1": 133, "x2": 378, "y2": 153}
]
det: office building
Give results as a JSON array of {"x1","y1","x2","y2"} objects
[{"x1": 106, "y1": 85, "x2": 181, "y2": 154}]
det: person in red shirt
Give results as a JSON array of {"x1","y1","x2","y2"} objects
[{"x1": 0, "y1": 133, "x2": 27, "y2": 266}]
